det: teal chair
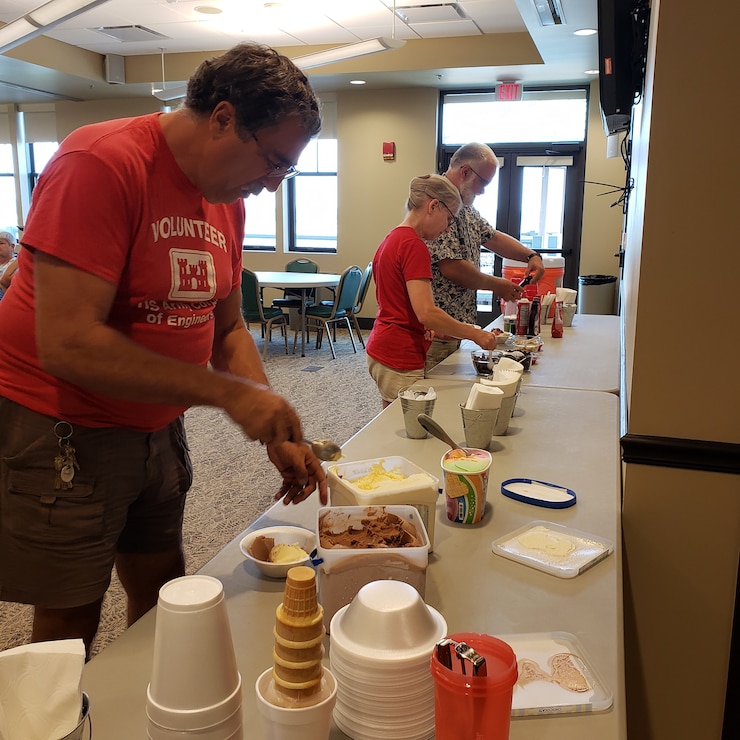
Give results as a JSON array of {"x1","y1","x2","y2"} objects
[
  {"x1": 271, "y1": 258, "x2": 319, "y2": 309},
  {"x1": 240, "y1": 268, "x2": 288, "y2": 359},
  {"x1": 299, "y1": 265, "x2": 362, "y2": 359},
  {"x1": 348, "y1": 261, "x2": 373, "y2": 348}
]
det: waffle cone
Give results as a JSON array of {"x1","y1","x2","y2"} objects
[
  {"x1": 270, "y1": 565, "x2": 325, "y2": 704},
  {"x1": 282, "y1": 566, "x2": 319, "y2": 617}
]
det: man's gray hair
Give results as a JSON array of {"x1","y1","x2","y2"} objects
[{"x1": 449, "y1": 142, "x2": 499, "y2": 170}]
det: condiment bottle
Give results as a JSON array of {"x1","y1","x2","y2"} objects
[{"x1": 551, "y1": 300, "x2": 564, "y2": 338}]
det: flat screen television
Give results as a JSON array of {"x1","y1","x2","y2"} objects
[{"x1": 597, "y1": 0, "x2": 650, "y2": 135}]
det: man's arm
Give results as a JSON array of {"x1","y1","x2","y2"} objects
[
  {"x1": 484, "y1": 231, "x2": 546, "y2": 282},
  {"x1": 209, "y1": 287, "x2": 327, "y2": 504},
  {"x1": 437, "y1": 258, "x2": 523, "y2": 303},
  {"x1": 0, "y1": 259, "x2": 18, "y2": 291},
  {"x1": 34, "y1": 251, "x2": 301, "y2": 447}
]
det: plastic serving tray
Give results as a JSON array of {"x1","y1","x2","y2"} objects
[
  {"x1": 491, "y1": 521, "x2": 613, "y2": 578},
  {"x1": 496, "y1": 631, "x2": 613, "y2": 716}
]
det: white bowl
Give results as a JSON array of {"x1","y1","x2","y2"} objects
[
  {"x1": 331, "y1": 580, "x2": 446, "y2": 656},
  {"x1": 239, "y1": 526, "x2": 315, "y2": 578}
]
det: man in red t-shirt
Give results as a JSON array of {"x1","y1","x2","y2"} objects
[{"x1": 0, "y1": 43, "x2": 326, "y2": 654}]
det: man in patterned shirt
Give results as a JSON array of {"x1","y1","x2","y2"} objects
[{"x1": 426, "y1": 142, "x2": 545, "y2": 370}]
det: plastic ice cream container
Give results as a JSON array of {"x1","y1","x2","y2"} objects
[
  {"x1": 326, "y1": 457, "x2": 439, "y2": 549},
  {"x1": 313, "y1": 505, "x2": 430, "y2": 633}
]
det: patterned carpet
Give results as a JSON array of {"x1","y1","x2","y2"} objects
[{"x1": 0, "y1": 324, "x2": 379, "y2": 657}]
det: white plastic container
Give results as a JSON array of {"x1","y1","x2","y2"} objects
[
  {"x1": 326, "y1": 456, "x2": 439, "y2": 549},
  {"x1": 315, "y1": 505, "x2": 430, "y2": 632}
]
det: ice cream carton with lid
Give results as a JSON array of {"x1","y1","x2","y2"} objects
[
  {"x1": 314, "y1": 505, "x2": 430, "y2": 633},
  {"x1": 326, "y1": 456, "x2": 439, "y2": 549}
]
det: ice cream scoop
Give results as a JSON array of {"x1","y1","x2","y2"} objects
[
  {"x1": 311, "y1": 439, "x2": 342, "y2": 462},
  {"x1": 417, "y1": 414, "x2": 464, "y2": 452}
]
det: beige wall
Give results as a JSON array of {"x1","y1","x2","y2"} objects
[
  {"x1": 54, "y1": 98, "x2": 162, "y2": 140},
  {"x1": 17, "y1": 83, "x2": 624, "y2": 319},
  {"x1": 621, "y1": 2, "x2": 739, "y2": 738},
  {"x1": 581, "y1": 80, "x2": 628, "y2": 278},
  {"x1": 623, "y1": 0, "x2": 738, "y2": 444}
]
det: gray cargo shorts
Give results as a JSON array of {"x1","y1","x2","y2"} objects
[{"x1": 0, "y1": 397, "x2": 192, "y2": 608}]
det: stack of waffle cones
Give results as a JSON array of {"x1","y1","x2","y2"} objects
[{"x1": 271, "y1": 566, "x2": 326, "y2": 708}]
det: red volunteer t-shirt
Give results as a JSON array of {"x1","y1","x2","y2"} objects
[
  {"x1": 366, "y1": 226, "x2": 433, "y2": 371},
  {"x1": 0, "y1": 114, "x2": 244, "y2": 431}
]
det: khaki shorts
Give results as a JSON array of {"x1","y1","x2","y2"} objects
[
  {"x1": 0, "y1": 397, "x2": 192, "y2": 609},
  {"x1": 367, "y1": 356, "x2": 425, "y2": 404},
  {"x1": 425, "y1": 337, "x2": 461, "y2": 373}
]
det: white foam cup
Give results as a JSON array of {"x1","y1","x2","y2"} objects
[
  {"x1": 255, "y1": 668, "x2": 337, "y2": 740},
  {"x1": 146, "y1": 575, "x2": 242, "y2": 733}
]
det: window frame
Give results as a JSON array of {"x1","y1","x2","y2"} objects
[{"x1": 437, "y1": 85, "x2": 589, "y2": 292}]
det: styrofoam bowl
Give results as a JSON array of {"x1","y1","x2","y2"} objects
[
  {"x1": 331, "y1": 580, "x2": 446, "y2": 655},
  {"x1": 239, "y1": 526, "x2": 315, "y2": 579}
]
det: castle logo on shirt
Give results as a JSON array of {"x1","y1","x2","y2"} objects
[{"x1": 168, "y1": 249, "x2": 216, "y2": 301}]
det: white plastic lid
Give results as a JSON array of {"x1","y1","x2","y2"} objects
[{"x1": 503, "y1": 256, "x2": 565, "y2": 268}]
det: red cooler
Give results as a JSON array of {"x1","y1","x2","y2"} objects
[{"x1": 501, "y1": 256, "x2": 565, "y2": 317}]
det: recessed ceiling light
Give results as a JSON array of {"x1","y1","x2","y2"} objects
[
  {"x1": 574, "y1": 28, "x2": 597, "y2": 36},
  {"x1": 585, "y1": 69, "x2": 599, "y2": 75},
  {"x1": 195, "y1": 5, "x2": 222, "y2": 14},
  {"x1": 349, "y1": 80, "x2": 366, "y2": 85}
]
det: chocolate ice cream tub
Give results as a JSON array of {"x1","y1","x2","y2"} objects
[
  {"x1": 326, "y1": 456, "x2": 439, "y2": 549},
  {"x1": 314, "y1": 505, "x2": 430, "y2": 632}
]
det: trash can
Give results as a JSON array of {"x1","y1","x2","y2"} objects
[{"x1": 577, "y1": 275, "x2": 617, "y2": 315}]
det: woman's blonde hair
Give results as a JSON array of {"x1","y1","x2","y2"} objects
[{"x1": 406, "y1": 174, "x2": 461, "y2": 214}]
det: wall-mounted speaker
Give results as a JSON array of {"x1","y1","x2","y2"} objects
[{"x1": 104, "y1": 54, "x2": 125, "y2": 85}]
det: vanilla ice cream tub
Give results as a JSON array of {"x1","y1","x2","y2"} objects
[{"x1": 326, "y1": 456, "x2": 439, "y2": 549}]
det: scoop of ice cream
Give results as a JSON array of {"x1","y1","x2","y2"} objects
[
  {"x1": 338, "y1": 462, "x2": 435, "y2": 492},
  {"x1": 248, "y1": 536, "x2": 307, "y2": 564},
  {"x1": 442, "y1": 448, "x2": 490, "y2": 473},
  {"x1": 269, "y1": 543, "x2": 309, "y2": 563}
]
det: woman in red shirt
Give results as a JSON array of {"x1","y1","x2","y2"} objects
[{"x1": 366, "y1": 174, "x2": 498, "y2": 407}]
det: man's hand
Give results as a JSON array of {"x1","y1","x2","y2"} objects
[
  {"x1": 493, "y1": 276, "x2": 524, "y2": 302},
  {"x1": 223, "y1": 382, "x2": 304, "y2": 446},
  {"x1": 526, "y1": 255, "x2": 546, "y2": 283},
  {"x1": 268, "y1": 441, "x2": 328, "y2": 505}
]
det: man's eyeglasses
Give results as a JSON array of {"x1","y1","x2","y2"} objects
[
  {"x1": 439, "y1": 200, "x2": 457, "y2": 227},
  {"x1": 466, "y1": 164, "x2": 492, "y2": 188},
  {"x1": 249, "y1": 131, "x2": 299, "y2": 179}
]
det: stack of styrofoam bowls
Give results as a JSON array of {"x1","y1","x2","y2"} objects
[{"x1": 329, "y1": 580, "x2": 447, "y2": 740}]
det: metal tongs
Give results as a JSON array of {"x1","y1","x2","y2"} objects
[{"x1": 435, "y1": 638, "x2": 487, "y2": 676}]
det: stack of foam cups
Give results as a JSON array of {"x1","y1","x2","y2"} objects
[
  {"x1": 481, "y1": 361, "x2": 524, "y2": 433},
  {"x1": 460, "y1": 384, "x2": 503, "y2": 450},
  {"x1": 255, "y1": 566, "x2": 337, "y2": 740},
  {"x1": 146, "y1": 575, "x2": 243, "y2": 739},
  {"x1": 329, "y1": 580, "x2": 447, "y2": 740}
]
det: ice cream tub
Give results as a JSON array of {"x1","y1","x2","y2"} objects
[
  {"x1": 326, "y1": 456, "x2": 439, "y2": 549},
  {"x1": 314, "y1": 505, "x2": 430, "y2": 633},
  {"x1": 441, "y1": 448, "x2": 492, "y2": 525}
]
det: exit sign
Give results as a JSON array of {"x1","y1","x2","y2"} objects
[{"x1": 497, "y1": 83, "x2": 523, "y2": 101}]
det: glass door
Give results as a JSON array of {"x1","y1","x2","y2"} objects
[{"x1": 439, "y1": 144, "x2": 585, "y2": 326}]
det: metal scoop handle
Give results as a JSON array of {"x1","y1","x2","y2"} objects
[{"x1": 417, "y1": 414, "x2": 464, "y2": 452}]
